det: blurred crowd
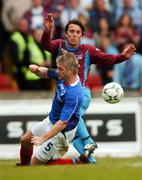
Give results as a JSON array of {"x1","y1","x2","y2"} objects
[{"x1": 0, "y1": 0, "x2": 142, "y2": 93}]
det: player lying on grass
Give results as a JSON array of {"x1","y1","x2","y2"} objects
[
  {"x1": 41, "y1": 13, "x2": 136, "y2": 163},
  {"x1": 19, "y1": 50, "x2": 85, "y2": 165}
]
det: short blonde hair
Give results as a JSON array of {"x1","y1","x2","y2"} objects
[{"x1": 57, "y1": 49, "x2": 79, "y2": 74}]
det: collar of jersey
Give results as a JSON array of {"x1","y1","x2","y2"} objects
[
  {"x1": 70, "y1": 75, "x2": 79, "y2": 87},
  {"x1": 65, "y1": 41, "x2": 79, "y2": 52}
]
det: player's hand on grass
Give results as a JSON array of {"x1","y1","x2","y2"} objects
[
  {"x1": 121, "y1": 44, "x2": 136, "y2": 58},
  {"x1": 31, "y1": 136, "x2": 45, "y2": 146},
  {"x1": 44, "y1": 13, "x2": 54, "y2": 32}
]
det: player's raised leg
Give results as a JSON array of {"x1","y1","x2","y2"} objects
[{"x1": 73, "y1": 87, "x2": 97, "y2": 163}]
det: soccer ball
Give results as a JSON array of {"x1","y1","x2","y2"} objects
[{"x1": 102, "y1": 82, "x2": 124, "y2": 104}]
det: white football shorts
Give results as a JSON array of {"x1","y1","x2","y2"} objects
[{"x1": 31, "y1": 116, "x2": 77, "y2": 162}]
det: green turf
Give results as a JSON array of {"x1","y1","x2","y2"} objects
[{"x1": 0, "y1": 157, "x2": 142, "y2": 180}]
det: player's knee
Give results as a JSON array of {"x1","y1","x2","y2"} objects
[
  {"x1": 20, "y1": 135, "x2": 28, "y2": 146},
  {"x1": 20, "y1": 132, "x2": 32, "y2": 147},
  {"x1": 31, "y1": 156, "x2": 45, "y2": 165}
]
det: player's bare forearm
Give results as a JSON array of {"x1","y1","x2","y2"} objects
[
  {"x1": 42, "y1": 120, "x2": 67, "y2": 141},
  {"x1": 29, "y1": 64, "x2": 48, "y2": 78}
]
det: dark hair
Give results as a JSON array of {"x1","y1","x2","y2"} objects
[{"x1": 65, "y1": 19, "x2": 85, "y2": 35}]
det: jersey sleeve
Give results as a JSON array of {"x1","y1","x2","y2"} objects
[
  {"x1": 88, "y1": 46, "x2": 128, "y2": 65},
  {"x1": 47, "y1": 69, "x2": 58, "y2": 80},
  {"x1": 41, "y1": 31, "x2": 62, "y2": 53},
  {"x1": 60, "y1": 93, "x2": 79, "y2": 123}
]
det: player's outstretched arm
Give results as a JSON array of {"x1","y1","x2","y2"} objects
[
  {"x1": 29, "y1": 64, "x2": 48, "y2": 78},
  {"x1": 121, "y1": 44, "x2": 136, "y2": 59}
]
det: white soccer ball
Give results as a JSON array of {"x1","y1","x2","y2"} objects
[{"x1": 102, "y1": 82, "x2": 124, "y2": 104}]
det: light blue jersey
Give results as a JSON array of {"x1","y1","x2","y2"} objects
[{"x1": 47, "y1": 69, "x2": 84, "y2": 132}]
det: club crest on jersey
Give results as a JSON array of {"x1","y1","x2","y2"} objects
[
  {"x1": 59, "y1": 84, "x2": 65, "y2": 96},
  {"x1": 57, "y1": 83, "x2": 65, "y2": 101},
  {"x1": 76, "y1": 54, "x2": 82, "y2": 60}
]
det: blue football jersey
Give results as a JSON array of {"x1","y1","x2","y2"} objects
[{"x1": 47, "y1": 69, "x2": 84, "y2": 132}]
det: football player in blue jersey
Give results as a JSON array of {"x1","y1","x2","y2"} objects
[{"x1": 19, "y1": 50, "x2": 84, "y2": 165}]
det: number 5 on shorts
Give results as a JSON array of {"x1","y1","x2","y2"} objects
[{"x1": 45, "y1": 142, "x2": 53, "y2": 152}]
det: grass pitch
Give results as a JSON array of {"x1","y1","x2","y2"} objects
[{"x1": 0, "y1": 157, "x2": 142, "y2": 180}]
